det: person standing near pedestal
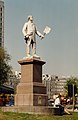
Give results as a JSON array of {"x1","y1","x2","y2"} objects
[{"x1": 22, "y1": 15, "x2": 44, "y2": 58}]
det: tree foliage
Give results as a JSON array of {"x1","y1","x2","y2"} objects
[
  {"x1": 64, "y1": 77, "x2": 78, "y2": 93},
  {"x1": 0, "y1": 47, "x2": 12, "y2": 85}
]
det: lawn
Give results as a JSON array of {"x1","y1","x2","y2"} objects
[{"x1": 0, "y1": 109, "x2": 78, "y2": 120}]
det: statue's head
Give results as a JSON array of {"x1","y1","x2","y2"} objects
[{"x1": 27, "y1": 15, "x2": 33, "y2": 21}]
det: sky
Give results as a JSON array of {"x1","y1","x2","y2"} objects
[{"x1": 4, "y1": 0, "x2": 78, "y2": 77}]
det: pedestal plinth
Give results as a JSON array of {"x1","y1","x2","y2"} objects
[{"x1": 15, "y1": 58, "x2": 48, "y2": 106}]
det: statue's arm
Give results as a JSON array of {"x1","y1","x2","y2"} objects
[
  {"x1": 22, "y1": 23, "x2": 27, "y2": 36},
  {"x1": 35, "y1": 27, "x2": 44, "y2": 39}
]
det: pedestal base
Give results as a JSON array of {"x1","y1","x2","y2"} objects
[
  {"x1": 2, "y1": 106, "x2": 52, "y2": 114},
  {"x1": 15, "y1": 58, "x2": 48, "y2": 107},
  {"x1": 15, "y1": 82, "x2": 48, "y2": 106}
]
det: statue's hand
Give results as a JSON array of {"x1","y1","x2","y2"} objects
[
  {"x1": 24, "y1": 36, "x2": 29, "y2": 43},
  {"x1": 24, "y1": 36, "x2": 26, "y2": 40},
  {"x1": 24, "y1": 36, "x2": 29, "y2": 40},
  {"x1": 41, "y1": 35, "x2": 44, "y2": 39}
]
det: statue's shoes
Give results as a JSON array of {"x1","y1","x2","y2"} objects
[
  {"x1": 33, "y1": 54, "x2": 40, "y2": 59},
  {"x1": 23, "y1": 54, "x2": 31, "y2": 59},
  {"x1": 27, "y1": 54, "x2": 31, "y2": 58}
]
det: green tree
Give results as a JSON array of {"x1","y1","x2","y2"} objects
[
  {"x1": 64, "y1": 77, "x2": 78, "y2": 93},
  {"x1": 0, "y1": 47, "x2": 12, "y2": 85}
]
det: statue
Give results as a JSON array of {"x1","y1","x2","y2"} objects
[{"x1": 22, "y1": 15, "x2": 51, "y2": 58}]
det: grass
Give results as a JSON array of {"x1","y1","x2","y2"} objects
[{"x1": 0, "y1": 109, "x2": 78, "y2": 120}]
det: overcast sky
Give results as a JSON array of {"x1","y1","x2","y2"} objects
[{"x1": 4, "y1": 0, "x2": 78, "y2": 77}]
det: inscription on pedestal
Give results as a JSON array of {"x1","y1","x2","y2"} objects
[{"x1": 38, "y1": 96, "x2": 42, "y2": 105}]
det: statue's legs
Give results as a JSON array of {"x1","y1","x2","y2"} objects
[
  {"x1": 26, "y1": 39, "x2": 40, "y2": 58},
  {"x1": 32, "y1": 42, "x2": 40, "y2": 58},
  {"x1": 26, "y1": 40, "x2": 31, "y2": 57},
  {"x1": 32, "y1": 42, "x2": 36, "y2": 56}
]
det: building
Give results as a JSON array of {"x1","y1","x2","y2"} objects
[
  {"x1": 8, "y1": 71, "x2": 21, "y2": 88},
  {"x1": 4, "y1": 70, "x2": 21, "y2": 89},
  {"x1": 0, "y1": 0, "x2": 4, "y2": 47},
  {"x1": 56, "y1": 77, "x2": 67, "y2": 94},
  {"x1": 42, "y1": 74, "x2": 67, "y2": 99}
]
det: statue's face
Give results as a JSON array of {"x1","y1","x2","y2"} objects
[{"x1": 29, "y1": 16, "x2": 33, "y2": 21}]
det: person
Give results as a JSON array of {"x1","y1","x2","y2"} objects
[
  {"x1": 54, "y1": 95, "x2": 60, "y2": 107},
  {"x1": 54, "y1": 95, "x2": 64, "y2": 115},
  {"x1": 22, "y1": 15, "x2": 44, "y2": 58}
]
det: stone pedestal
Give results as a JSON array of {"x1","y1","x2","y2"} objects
[
  {"x1": 2, "y1": 57, "x2": 52, "y2": 114},
  {"x1": 15, "y1": 58, "x2": 48, "y2": 106}
]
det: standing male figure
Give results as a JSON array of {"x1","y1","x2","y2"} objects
[{"x1": 22, "y1": 15, "x2": 44, "y2": 58}]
